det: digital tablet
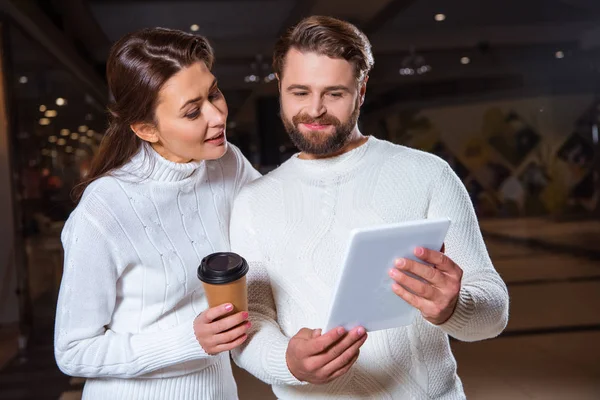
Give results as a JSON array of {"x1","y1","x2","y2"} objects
[{"x1": 323, "y1": 218, "x2": 451, "y2": 333}]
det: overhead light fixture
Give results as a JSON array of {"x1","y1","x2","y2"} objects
[
  {"x1": 57, "y1": 138, "x2": 66, "y2": 146},
  {"x1": 244, "y1": 54, "x2": 274, "y2": 84},
  {"x1": 555, "y1": 51, "x2": 565, "y2": 59},
  {"x1": 399, "y1": 47, "x2": 431, "y2": 76},
  {"x1": 461, "y1": 57, "x2": 471, "y2": 65},
  {"x1": 65, "y1": 146, "x2": 73, "y2": 153},
  {"x1": 78, "y1": 125, "x2": 88, "y2": 133},
  {"x1": 39, "y1": 118, "x2": 51, "y2": 126},
  {"x1": 41, "y1": 149, "x2": 50, "y2": 156},
  {"x1": 264, "y1": 73, "x2": 276, "y2": 83},
  {"x1": 45, "y1": 110, "x2": 58, "y2": 118},
  {"x1": 79, "y1": 136, "x2": 87, "y2": 143},
  {"x1": 48, "y1": 135, "x2": 57, "y2": 143},
  {"x1": 86, "y1": 130, "x2": 95, "y2": 138},
  {"x1": 56, "y1": 97, "x2": 66, "y2": 106},
  {"x1": 39, "y1": 105, "x2": 47, "y2": 112},
  {"x1": 60, "y1": 129, "x2": 70, "y2": 136},
  {"x1": 434, "y1": 14, "x2": 446, "y2": 22},
  {"x1": 19, "y1": 76, "x2": 28, "y2": 84},
  {"x1": 190, "y1": 24, "x2": 200, "y2": 32},
  {"x1": 71, "y1": 132, "x2": 79, "y2": 140}
]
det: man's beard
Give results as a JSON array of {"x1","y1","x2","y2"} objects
[{"x1": 280, "y1": 100, "x2": 360, "y2": 156}]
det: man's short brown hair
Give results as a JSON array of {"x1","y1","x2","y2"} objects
[{"x1": 273, "y1": 15, "x2": 374, "y2": 82}]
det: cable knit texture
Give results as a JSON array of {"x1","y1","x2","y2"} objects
[
  {"x1": 230, "y1": 136, "x2": 509, "y2": 400},
  {"x1": 54, "y1": 143, "x2": 260, "y2": 400}
]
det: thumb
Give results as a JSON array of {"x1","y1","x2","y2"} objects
[{"x1": 296, "y1": 328, "x2": 314, "y2": 339}]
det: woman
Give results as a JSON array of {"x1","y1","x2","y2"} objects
[{"x1": 54, "y1": 27, "x2": 260, "y2": 399}]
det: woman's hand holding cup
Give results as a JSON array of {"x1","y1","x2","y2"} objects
[{"x1": 193, "y1": 303, "x2": 251, "y2": 355}]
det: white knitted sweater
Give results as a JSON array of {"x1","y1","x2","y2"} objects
[
  {"x1": 54, "y1": 143, "x2": 260, "y2": 399},
  {"x1": 230, "y1": 136, "x2": 509, "y2": 399}
]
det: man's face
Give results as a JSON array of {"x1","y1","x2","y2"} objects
[{"x1": 278, "y1": 48, "x2": 366, "y2": 156}]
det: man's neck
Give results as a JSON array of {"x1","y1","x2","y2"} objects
[{"x1": 298, "y1": 128, "x2": 368, "y2": 160}]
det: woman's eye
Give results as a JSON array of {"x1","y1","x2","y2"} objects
[{"x1": 185, "y1": 109, "x2": 200, "y2": 119}]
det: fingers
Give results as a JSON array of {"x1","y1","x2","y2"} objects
[
  {"x1": 327, "y1": 351, "x2": 360, "y2": 381},
  {"x1": 212, "y1": 332, "x2": 249, "y2": 353},
  {"x1": 213, "y1": 320, "x2": 252, "y2": 345},
  {"x1": 203, "y1": 303, "x2": 235, "y2": 323},
  {"x1": 393, "y1": 258, "x2": 442, "y2": 285},
  {"x1": 414, "y1": 247, "x2": 455, "y2": 273},
  {"x1": 315, "y1": 327, "x2": 366, "y2": 367},
  {"x1": 312, "y1": 329, "x2": 322, "y2": 338},
  {"x1": 392, "y1": 282, "x2": 430, "y2": 311},
  {"x1": 321, "y1": 330, "x2": 367, "y2": 377},
  {"x1": 306, "y1": 327, "x2": 347, "y2": 356},
  {"x1": 209, "y1": 311, "x2": 249, "y2": 334},
  {"x1": 389, "y1": 268, "x2": 437, "y2": 300}
]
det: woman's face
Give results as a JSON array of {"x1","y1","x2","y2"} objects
[{"x1": 137, "y1": 61, "x2": 229, "y2": 163}]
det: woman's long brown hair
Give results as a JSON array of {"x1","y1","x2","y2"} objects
[{"x1": 73, "y1": 27, "x2": 214, "y2": 202}]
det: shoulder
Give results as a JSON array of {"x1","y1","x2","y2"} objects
[
  {"x1": 372, "y1": 137, "x2": 449, "y2": 177},
  {"x1": 211, "y1": 143, "x2": 246, "y2": 172},
  {"x1": 63, "y1": 176, "x2": 130, "y2": 243},
  {"x1": 232, "y1": 166, "x2": 286, "y2": 219}
]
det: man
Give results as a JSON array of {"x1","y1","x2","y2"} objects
[{"x1": 231, "y1": 15, "x2": 509, "y2": 399}]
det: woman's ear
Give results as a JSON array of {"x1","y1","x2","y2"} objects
[{"x1": 131, "y1": 123, "x2": 159, "y2": 143}]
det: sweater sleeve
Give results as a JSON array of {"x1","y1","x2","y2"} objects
[
  {"x1": 54, "y1": 195, "x2": 210, "y2": 378},
  {"x1": 427, "y1": 164, "x2": 509, "y2": 341},
  {"x1": 229, "y1": 190, "x2": 306, "y2": 386}
]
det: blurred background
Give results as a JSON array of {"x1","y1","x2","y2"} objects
[{"x1": 0, "y1": 0, "x2": 599, "y2": 399}]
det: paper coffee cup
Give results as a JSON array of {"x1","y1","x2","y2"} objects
[{"x1": 197, "y1": 252, "x2": 249, "y2": 313}]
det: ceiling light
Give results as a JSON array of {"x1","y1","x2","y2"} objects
[
  {"x1": 263, "y1": 73, "x2": 276, "y2": 83},
  {"x1": 86, "y1": 130, "x2": 95, "y2": 137},
  {"x1": 190, "y1": 24, "x2": 200, "y2": 32},
  {"x1": 39, "y1": 118, "x2": 51, "y2": 126},
  {"x1": 434, "y1": 14, "x2": 446, "y2": 22},
  {"x1": 461, "y1": 57, "x2": 471, "y2": 65},
  {"x1": 57, "y1": 138, "x2": 66, "y2": 146},
  {"x1": 19, "y1": 76, "x2": 28, "y2": 84},
  {"x1": 555, "y1": 51, "x2": 565, "y2": 59},
  {"x1": 56, "y1": 97, "x2": 66, "y2": 106},
  {"x1": 65, "y1": 146, "x2": 73, "y2": 153},
  {"x1": 79, "y1": 136, "x2": 87, "y2": 143},
  {"x1": 48, "y1": 135, "x2": 57, "y2": 143},
  {"x1": 60, "y1": 129, "x2": 70, "y2": 136},
  {"x1": 45, "y1": 110, "x2": 57, "y2": 117},
  {"x1": 399, "y1": 47, "x2": 431, "y2": 76},
  {"x1": 39, "y1": 105, "x2": 47, "y2": 112},
  {"x1": 78, "y1": 125, "x2": 88, "y2": 133},
  {"x1": 71, "y1": 132, "x2": 79, "y2": 140}
]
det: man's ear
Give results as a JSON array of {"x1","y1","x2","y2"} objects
[
  {"x1": 276, "y1": 73, "x2": 281, "y2": 93},
  {"x1": 359, "y1": 75, "x2": 369, "y2": 106}
]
